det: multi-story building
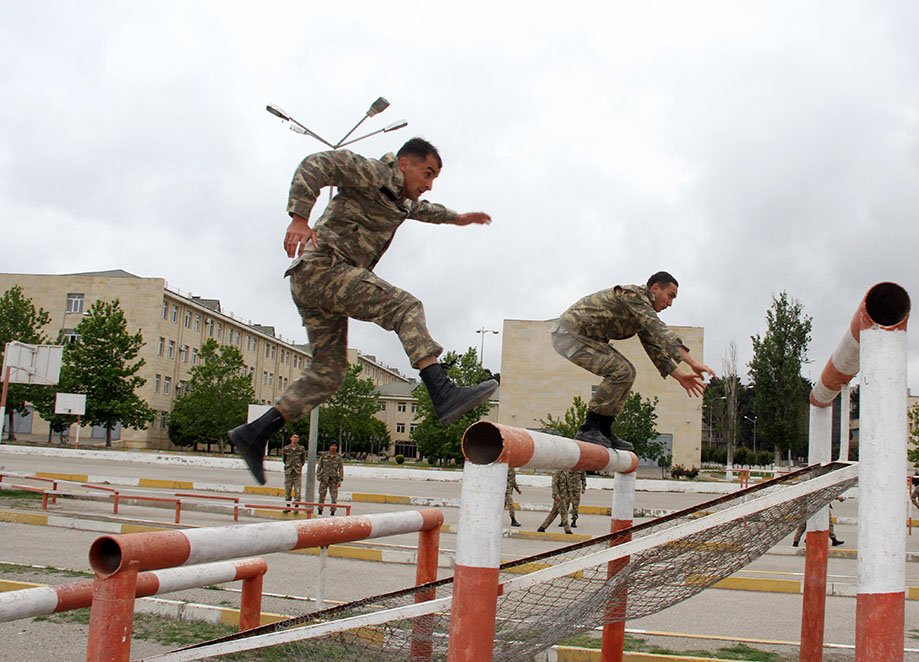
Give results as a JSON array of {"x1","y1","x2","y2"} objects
[
  {"x1": 0, "y1": 270, "x2": 409, "y2": 449},
  {"x1": 498, "y1": 318, "x2": 706, "y2": 469}
]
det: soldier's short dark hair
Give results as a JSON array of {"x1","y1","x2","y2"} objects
[
  {"x1": 647, "y1": 271, "x2": 679, "y2": 289},
  {"x1": 398, "y1": 138, "x2": 442, "y2": 168}
]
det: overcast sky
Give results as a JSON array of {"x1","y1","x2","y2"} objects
[{"x1": 2, "y1": 1, "x2": 918, "y2": 393}]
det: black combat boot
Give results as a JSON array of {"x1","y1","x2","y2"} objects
[
  {"x1": 228, "y1": 407, "x2": 285, "y2": 485},
  {"x1": 571, "y1": 516, "x2": 578, "y2": 528},
  {"x1": 510, "y1": 518, "x2": 521, "y2": 527},
  {"x1": 575, "y1": 411, "x2": 620, "y2": 449},
  {"x1": 419, "y1": 364, "x2": 499, "y2": 426},
  {"x1": 582, "y1": 412, "x2": 635, "y2": 451}
]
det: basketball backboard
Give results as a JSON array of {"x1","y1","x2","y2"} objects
[
  {"x1": 2, "y1": 341, "x2": 63, "y2": 385},
  {"x1": 55, "y1": 392, "x2": 86, "y2": 416}
]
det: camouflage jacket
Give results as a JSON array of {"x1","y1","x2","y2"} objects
[
  {"x1": 317, "y1": 452, "x2": 344, "y2": 482},
  {"x1": 505, "y1": 467, "x2": 520, "y2": 495},
  {"x1": 281, "y1": 444, "x2": 307, "y2": 475},
  {"x1": 567, "y1": 470, "x2": 586, "y2": 494},
  {"x1": 551, "y1": 470, "x2": 572, "y2": 500},
  {"x1": 558, "y1": 284, "x2": 687, "y2": 378},
  {"x1": 287, "y1": 150, "x2": 458, "y2": 271}
]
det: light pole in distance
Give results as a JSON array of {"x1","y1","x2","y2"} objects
[
  {"x1": 744, "y1": 414, "x2": 757, "y2": 454},
  {"x1": 475, "y1": 327, "x2": 499, "y2": 366}
]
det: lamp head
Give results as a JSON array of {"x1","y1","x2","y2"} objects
[{"x1": 367, "y1": 97, "x2": 390, "y2": 117}]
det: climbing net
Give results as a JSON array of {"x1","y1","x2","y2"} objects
[{"x1": 149, "y1": 462, "x2": 856, "y2": 662}]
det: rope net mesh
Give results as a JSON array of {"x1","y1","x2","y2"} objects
[{"x1": 173, "y1": 463, "x2": 855, "y2": 661}]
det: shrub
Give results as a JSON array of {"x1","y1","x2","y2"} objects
[
  {"x1": 395, "y1": 454, "x2": 405, "y2": 465},
  {"x1": 684, "y1": 465, "x2": 699, "y2": 479},
  {"x1": 670, "y1": 464, "x2": 686, "y2": 479}
]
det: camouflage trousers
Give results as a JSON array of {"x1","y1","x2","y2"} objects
[
  {"x1": 551, "y1": 321, "x2": 635, "y2": 417},
  {"x1": 793, "y1": 518, "x2": 836, "y2": 545},
  {"x1": 278, "y1": 253, "x2": 443, "y2": 420},
  {"x1": 318, "y1": 479, "x2": 339, "y2": 513},
  {"x1": 284, "y1": 472, "x2": 302, "y2": 502},
  {"x1": 568, "y1": 489, "x2": 581, "y2": 519},
  {"x1": 540, "y1": 496, "x2": 571, "y2": 531},
  {"x1": 505, "y1": 488, "x2": 516, "y2": 518}
]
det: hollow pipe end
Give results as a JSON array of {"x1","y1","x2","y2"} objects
[
  {"x1": 462, "y1": 421, "x2": 504, "y2": 465},
  {"x1": 88, "y1": 536, "x2": 124, "y2": 577}
]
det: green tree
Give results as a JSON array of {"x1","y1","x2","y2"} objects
[
  {"x1": 614, "y1": 392, "x2": 661, "y2": 462},
  {"x1": 64, "y1": 300, "x2": 154, "y2": 447},
  {"x1": 537, "y1": 396, "x2": 589, "y2": 438},
  {"x1": 908, "y1": 403, "x2": 919, "y2": 468},
  {"x1": 0, "y1": 286, "x2": 52, "y2": 440},
  {"x1": 412, "y1": 349, "x2": 493, "y2": 465},
  {"x1": 169, "y1": 339, "x2": 255, "y2": 453},
  {"x1": 318, "y1": 364, "x2": 385, "y2": 456},
  {"x1": 748, "y1": 291, "x2": 813, "y2": 464}
]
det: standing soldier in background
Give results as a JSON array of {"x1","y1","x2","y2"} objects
[
  {"x1": 229, "y1": 138, "x2": 498, "y2": 485},
  {"x1": 317, "y1": 442, "x2": 344, "y2": 515},
  {"x1": 552, "y1": 271, "x2": 715, "y2": 449},
  {"x1": 505, "y1": 467, "x2": 522, "y2": 527},
  {"x1": 537, "y1": 470, "x2": 573, "y2": 535},
  {"x1": 564, "y1": 470, "x2": 587, "y2": 528},
  {"x1": 281, "y1": 434, "x2": 307, "y2": 513}
]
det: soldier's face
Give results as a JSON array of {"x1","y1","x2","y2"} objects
[
  {"x1": 651, "y1": 282, "x2": 678, "y2": 312},
  {"x1": 329, "y1": 445, "x2": 338, "y2": 455},
  {"x1": 290, "y1": 436, "x2": 299, "y2": 446},
  {"x1": 399, "y1": 154, "x2": 441, "y2": 201}
]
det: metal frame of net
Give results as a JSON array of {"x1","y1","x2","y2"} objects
[{"x1": 147, "y1": 462, "x2": 857, "y2": 662}]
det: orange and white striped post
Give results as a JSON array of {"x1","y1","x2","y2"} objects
[
  {"x1": 86, "y1": 509, "x2": 443, "y2": 662},
  {"x1": 600, "y1": 470, "x2": 636, "y2": 662},
  {"x1": 448, "y1": 422, "x2": 638, "y2": 662},
  {"x1": 411, "y1": 518, "x2": 442, "y2": 661},
  {"x1": 808, "y1": 282, "x2": 910, "y2": 662}
]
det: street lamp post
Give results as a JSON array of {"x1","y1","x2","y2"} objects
[
  {"x1": 744, "y1": 415, "x2": 757, "y2": 454},
  {"x1": 267, "y1": 97, "x2": 408, "y2": 502},
  {"x1": 475, "y1": 327, "x2": 499, "y2": 366}
]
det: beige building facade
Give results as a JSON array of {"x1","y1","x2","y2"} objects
[
  {"x1": 0, "y1": 270, "x2": 409, "y2": 449},
  {"x1": 498, "y1": 319, "x2": 706, "y2": 469}
]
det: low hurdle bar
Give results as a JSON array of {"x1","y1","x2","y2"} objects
[
  {"x1": 449, "y1": 422, "x2": 638, "y2": 662},
  {"x1": 0, "y1": 557, "x2": 267, "y2": 628},
  {"x1": 807, "y1": 281, "x2": 910, "y2": 662},
  {"x1": 86, "y1": 508, "x2": 444, "y2": 662}
]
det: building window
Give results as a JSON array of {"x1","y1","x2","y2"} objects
[
  {"x1": 379, "y1": 403, "x2": 386, "y2": 412},
  {"x1": 63, "y1": 331, "x2": 81, "y2": 344},
  {"x1": 177, "y1": 380, "x2": 187, "y2": 397},
  {"x1": 167, "y1": 340, "x2": 175, "y2": 359},
  {"x1": 163, "y1": 376, "x2": 172, "y2": 395},
  {"x1": 191, "y1": 347, "x2": 199, "y2": 365},
  {"x1": 170, "y1": 304, "x2": 178, "y2": 323},
  {"x1": 263, "y1": 371, "x2": 269, "y2": 386},
  {"x1": 184, "y1": 310, "x2": 191, "y2": 328},
  {"x1": 216, "y1": 322, "x2": 222, "y2": 340},
  {"x1": 410, "y1": 423, "x2": 418, "y2": 433},
  {"x1": 66, "y1": 293, "x2": 84, "y2": 314},
  {"x1": 397, "y1": 402, "x2": 407, "y2": 413},
  {"x1": 159, "y1": 411, "x2": 168, "y2": 429},
  {"x1": 234, "y1": 330, "x2": 240, "y2": 347},
  {"x1": 265, "y1": 343, "x2": 271, "y2": 358},
  {"x1": 411, "y1": 403, "x2": 418, "y2": 413},
  {"x1": 154, "y1": 374, "x2": 161, "y2": 394},
  {"x1": 162, "y1": 300, "x2": 168, "y2": 319},
  {"x1": 180, "y1": 345, "x2": 189, "y2": 363},
  {"x1": 158, "y1": 337, "x2": 165, "y2": 356},
  {"x1": 206, "y1": 319, "x2": 213, "y2": 337},
  {"x1": 396, "y1": 423, "x2": 405, "y2": 434},
  {"x1": 268, "y1": 372, "x2": 274, "y2": 386}
]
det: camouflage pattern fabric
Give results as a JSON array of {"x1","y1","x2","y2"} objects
[
  {"x1": 505, "y1": 467, "x2": 521, "y2": 518},
  {"x1": 552, "y1": 284, "x2": 687, "y2": 417},
  {"x1": 281, "y1": 443, "x2": 307, "y2": 502},
  {"x1": 276, "y1": 150, "x2": 455, "y2": 421},
  {"x1": 318, "y1": 480, "x2": 338, "y2": 512},
  {"x1": 317, "y1": 451, "x2": 344, "y2": 513},
  {"x1": 567, "y1": 470, "x2": 587, "y2": 519},
  {"x1": 539, "y1": 470, "x2": 572, "y2": 532}
]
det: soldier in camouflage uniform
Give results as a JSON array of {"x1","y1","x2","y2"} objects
[
  {"x1": 230, "y1": 138, "x2": 498, "y2": 484},
  {"x1": 551, "y1": 271, "x2": 715, "y2": 450},
  {"x1": 505, "y1": 467, "x2": 522, "y2": 527},
  {"x1": 316, "y1": 442, "x2": 344, "y2": 515},
  {"x1": 564, "y1": 470, "x2": 587, "y2": 528},
  {"x1": 537, "y1": 470, "x2": 573, "y2": 534},
  {"x1": 281, "y1": 434, "x2": 307, "y2": 512}
]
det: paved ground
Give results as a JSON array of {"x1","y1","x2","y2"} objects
[{"x1": 1, "y1": 448, "x2": 918, "y2": 661}]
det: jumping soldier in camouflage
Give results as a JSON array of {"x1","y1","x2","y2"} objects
[
  {"x1": 229, "y1": 138, "x2": 498, "y2": 484},
  {"x1": 505, "y1": 466, "x2": 522, "y2": 527},
  {"x1": 563, "y1": 470, "x2": 587, "y2": 528},
  {"x1": 538, "y1": 470, "x2": 573, "y2": 535},
  {"x1": 552, "y1": 271, "x2": 715, "y2": 450},
  {"x1": 281, "y1": 434, "x2": 307, "y2": 512},
  {"x1": 317, "y1": 442, "x2": 344, "y2": 515}
]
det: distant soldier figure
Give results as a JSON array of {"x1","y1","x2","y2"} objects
[
  {"x1": 281, "y1": 434, "x2": 307, "y2": 511},
  {"x1": 317, "y1": 442, "x2": 344, "y2": 515},
  {"x1": 910, "y1": 474, "x2": 919, "y2": 512},
  {"x1": 552, "y1": 272, "x2": 715, "y2": 449},
  {"x1": 792, "y1": 496, "x2": 845, "y2": 547},
  {"x1": 506, "y1": 467, "x2": 522, "y2": 527},
  {"x1": 537, "y1": 470, "x2": 572, "y2": 535},
  {"x1": 564, "y1": 470, "x2": 587, "y2": 528}
]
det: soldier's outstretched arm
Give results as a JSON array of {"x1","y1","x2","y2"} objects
[
  {"x1": 453, "y1": 212, "x2": 492, "y2": 226},
  {"x1": 677, "y1": 348, "x2": 716, "y2": 380},
  {"x1": 670, "y1": 368, "x2": 707, "y2": 398}
]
